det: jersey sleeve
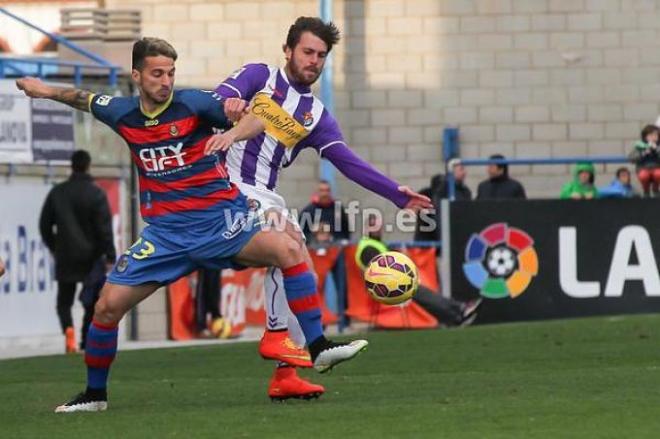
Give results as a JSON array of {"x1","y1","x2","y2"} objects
[
  {"x1": 182, "y1": 89, "x2": 232, "y2": 130},
  {"x1": 214, "y1": 63, "x2": 270, "y2": 100},
  {"x1": 89, "y1": 94, "x2": 131, "y2": 130},
  {"x1": 305, "y1": 111, "x2": 411, "y2": 209}
]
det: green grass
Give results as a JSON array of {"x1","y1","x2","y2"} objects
[{"x1": 2, "y1": 315, "x2": 660, "y2": 438}]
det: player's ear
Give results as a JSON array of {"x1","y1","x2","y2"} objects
[
  {"x1": 283, "y1": 44, "x2": 291, "y2": 61},
  {"x1": 131, "y1": 69, "x2": 140, "y2": 84}
]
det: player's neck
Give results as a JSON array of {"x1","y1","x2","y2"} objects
[
  {"x1": 139, "y1": 93, "x2": 173, "y2": 119},
  {"x1": 283, "y1": 66, "x2": 312, "y2": 93}
]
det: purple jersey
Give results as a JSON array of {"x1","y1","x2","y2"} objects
[{"x1": 215, "y1": 64, "x2": 410, "y2": 208}]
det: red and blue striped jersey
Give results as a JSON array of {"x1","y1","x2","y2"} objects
[{"x1": 90, "y1": 89, "x2": 235, "y2": 227}]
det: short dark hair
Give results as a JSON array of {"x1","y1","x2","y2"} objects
[
  {"x1": 286, "y1": 17, "x2": 341, "y2": 52},
  {"x1": 489, "y1": 154, "x2": 508, "y2": 174},
  {"x1": 616, "y1": 167, "x2": 630, "y2": 178},
  {"x1": 71, "y1": 149, "x2": 91, "y2": 173},
  {"x1": 132, "y1": 37, "x2": 178, "y2": 71},
  {"x1": 641, "y1": 124, "x2": 659, "y2": 143}
]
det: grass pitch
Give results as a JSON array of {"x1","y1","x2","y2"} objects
[{"x1": 2, "y1": 315, "x2": 660, "y2": 438}]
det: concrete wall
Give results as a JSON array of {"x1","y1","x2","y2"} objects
[{"x1": 102, "y1": 0, "x2": 660, "y2": 218}]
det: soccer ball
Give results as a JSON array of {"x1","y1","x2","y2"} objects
[{"x1": 364, "y1": 251, "x2": 419, "y2": 305}]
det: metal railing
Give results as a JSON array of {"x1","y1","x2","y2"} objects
[
  {"x1": 447, "y1": 155, "x2": 630, "y2": 200},
  {"x1": 0, "y1": 7, "x2": 120, "y2": 86}
]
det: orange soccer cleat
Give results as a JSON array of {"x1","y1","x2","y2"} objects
[
  {"x1": 268, "y1": 366, "x2": 325, "y2": 401},
  {"x1": 259, "y1": 330, "x2": 312, "y2": 368},
  {"x1": 65, "y1": 327, "x2": 78, "y2": 354}
]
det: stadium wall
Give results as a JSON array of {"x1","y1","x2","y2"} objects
[{"x1": 104, "y1": 0, "x2": 660, "y2": 217}]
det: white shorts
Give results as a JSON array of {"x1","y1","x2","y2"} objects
[{"x1": 235, "y1": 182, "x2": 303, "y2": 237}]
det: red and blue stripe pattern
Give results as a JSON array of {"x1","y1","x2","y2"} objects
[
  {"x1": 282, "y1": 262, "x2": 323, "y2": 344},
  {"x1": 85, "y1": 320, "x2": 118, "y2": 390},
  {"x1": 100, "y1": 90, "x2": 235, "y2": 227}
]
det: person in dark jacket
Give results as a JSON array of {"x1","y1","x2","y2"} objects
[
  {"x1": 299, "y1": 180, "x2": 350, "y2": 242},
  {"x1": 414, "y1": 159, "x2": 471, "y2": 242},
  {"x1": 476, "y1": 154, "x2": 526, "y2": 200},
  {"x1": 39, "y1": 150, "x2": 116, "y2": 352}
]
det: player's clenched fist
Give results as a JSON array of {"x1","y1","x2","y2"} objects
[{"x1": 224, "y1": 97, "x2": 248, "y2": 123}]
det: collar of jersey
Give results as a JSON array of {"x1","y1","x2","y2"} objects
[
  {"x1": 140, "y1": 92, "x2": 173, "y2": 119},
  {"x1": 279, "y1": 67, "x2": 312, "y2": 96}
]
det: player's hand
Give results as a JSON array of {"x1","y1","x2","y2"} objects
[
  {"x1": 16, "y1": 77, "x2": 53, "y2": 99},
  {"x1": 399, "y1": 186, "x2": 433, "y2": 212},
  {"x1": 224, "y1": 98, "x2": 249, "y2": 123},
  {"x1": 205, "y1": 132, "x2": 237, "y2": 155}
]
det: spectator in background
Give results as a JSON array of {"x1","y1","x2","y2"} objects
[
  {"x1": 599, "y1": 167, "x2": 636, "y2": 198},
  {"x1": 629, "y1": 124, "x2": 660, "y2": 197},
  {"x1": 0, "y1": 256, "x2": 5, "y2": 277},
  {"x1": 560, "y1": 162, "x2": 598, "y2": 200},
  {"x1": 414, "y1": 159, "x2": 471, "y2": 242},
  {"x1": 430, "y1": 159, "x2": 472, "y2": 202},
  {"x1": 308, "y1": 221, "x2": 334, "y2": 247},
  {"x1": 299, "y1": 180, "x2": 350, "y2": 242},
  {"x1": 39, "y1": 150, "x2": 116, "y2": 353},
  {"x1": 476, "y1": 154, "x2": 526, "y2": 200}
]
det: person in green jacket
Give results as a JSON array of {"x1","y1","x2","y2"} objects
[{"x1": 560, "y1": 162, "x2": 598, "y2": 200}]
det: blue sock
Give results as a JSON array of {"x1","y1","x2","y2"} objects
[
  {"x1": 85, "y1": 320, "x2": 118, "y2": 391},
  {"x1": 282, "y1": 262, "x2": 323, "y2": 344}
]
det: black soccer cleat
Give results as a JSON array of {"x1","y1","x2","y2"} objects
[{"x1": 54, "y1": 389, "x2": 108, "y2": 413}]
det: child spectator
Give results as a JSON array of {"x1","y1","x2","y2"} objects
[
  {"x1": 599, "y1": 167, "x2": 636, "y2": 198},
  {"x1": 629, "y1": 124, "x2": 660, "y2": 197},
  {"x1": 560, "y1": 162, "x2": 598, "y2": 200}
]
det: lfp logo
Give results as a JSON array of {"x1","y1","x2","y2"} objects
[{"x1": 463, "y1": 223, "x2": 538, "y2": 299}]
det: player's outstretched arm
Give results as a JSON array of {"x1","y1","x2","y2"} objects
[
  {"x1": 323, "y1": 142, "x2": 432, "y2": 212},
  {"x1": 204, "y1": 113, "x2": 265, "y2": 155},
  {"x1": 16, "y1": 77, "x2": 92, "y2": 112}
]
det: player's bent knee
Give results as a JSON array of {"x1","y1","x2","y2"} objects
[
  {"x1": 93, "y1": 295, "x2": 125, "y2": 325},
  {"x1": 275, "y1": 235, "x2": 304, "y2": 268}
]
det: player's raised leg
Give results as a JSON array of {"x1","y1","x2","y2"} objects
[
  {"x1": 55, "y1": 281, "x2": 159, "y2": 413},
  {"x1": 234, "y1": 228, "x2": 368, "y2": 373}
]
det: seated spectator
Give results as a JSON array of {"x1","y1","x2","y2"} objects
[
  {"x1": 476, "y1": 154, "x2": 526, "y2": 200},
  {"x1": 299, "y1": 180, "x2": 350, "y2": 242},
  {"x1": 629, "y1": 124, "x2": 660, "y2": 197},
  {"x1": 560, "y1": 162, "x2": 598, "y2": 199},
  {"x1": 414, "y1": 159, "x2": 471, "y2": 241},
  {"x1": 599, "y1": 167, "x2": 636, "y2": 198}
]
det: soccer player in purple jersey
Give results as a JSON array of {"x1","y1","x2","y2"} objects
[
  {"x1": 16, "y1": 37, "x2": 367, "y2": 413},
  {"x1": 205, "y1": 17, "x2": 432, "y2": 401}
]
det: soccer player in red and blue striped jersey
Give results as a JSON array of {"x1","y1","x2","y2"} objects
[{"x1": 16, "y1": 37, "x2": 367, "y2": 413}]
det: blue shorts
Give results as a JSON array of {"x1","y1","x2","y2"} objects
[{"x1": 108, "y1": 199, "x2": 262, "y2": 286}]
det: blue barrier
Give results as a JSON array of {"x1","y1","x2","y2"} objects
[
  {"x1": 0, "y1": 7, "x2": 120, "y2": 87},
  {"x1": 447, "y1": 155, "x2": 629, "y2": 200}
]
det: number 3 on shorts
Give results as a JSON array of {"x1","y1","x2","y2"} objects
[{"x1": 125, "y1": 237, "x2": 156, "y2": 260}]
